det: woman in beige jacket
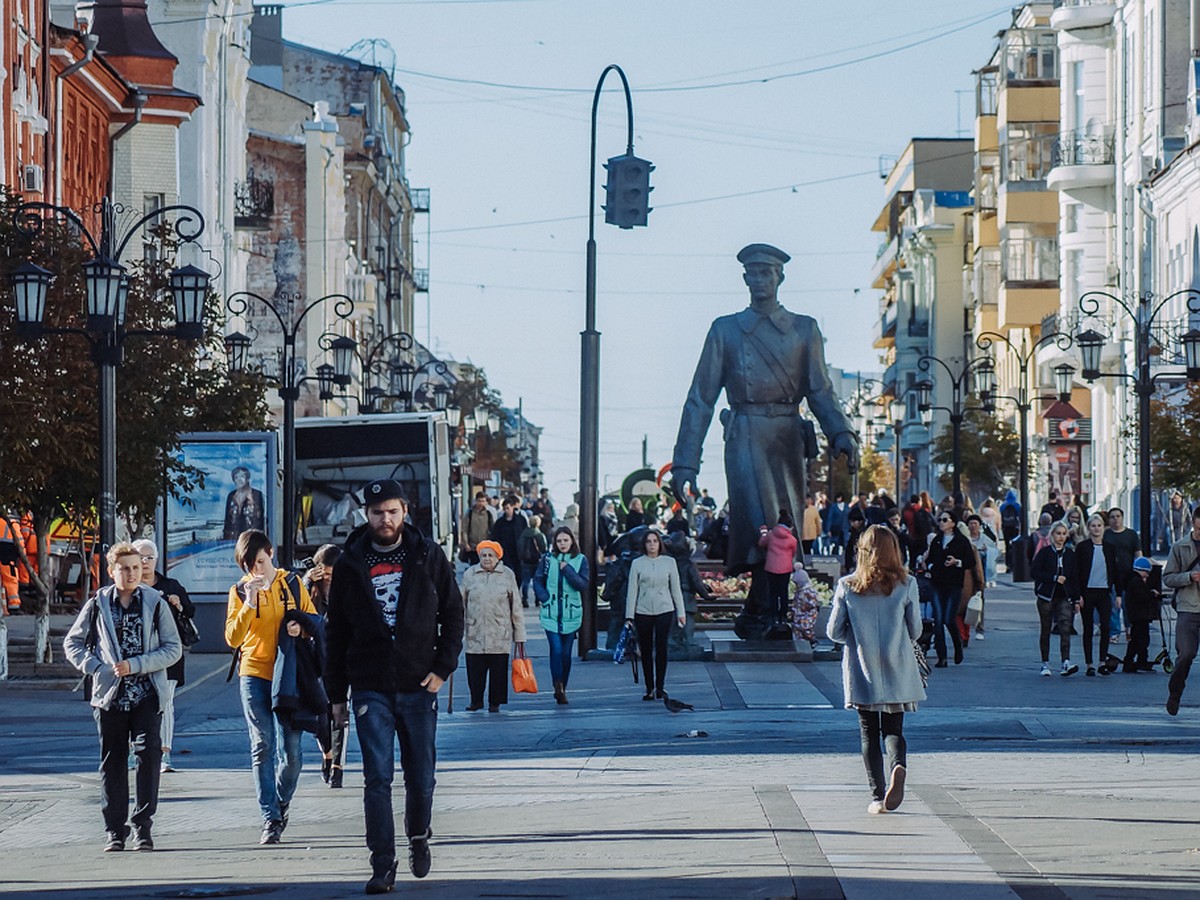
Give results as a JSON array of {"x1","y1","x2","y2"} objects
[
  {"x1": 625, "y1": 530, "x2": 685, "y2": 701},
  {"x1": 460, "y1": 540, "x2": 526, "y2": 711}
]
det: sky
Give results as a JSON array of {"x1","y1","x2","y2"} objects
[{"x1": 282, "y1": 0, "x2": 1016, "y2": 510}]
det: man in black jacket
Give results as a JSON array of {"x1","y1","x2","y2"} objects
[
  {"x1": 325, "y1": 479, "x2": 464, "y2": 895},
  {"x1": 489, "y1": 495, "x2": 528, "y2": 586}
]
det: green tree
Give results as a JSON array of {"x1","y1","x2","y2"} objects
[
  {"x1": 857, "y1": 445, "x2": 892, "y2": 497},
  {"x1": 1148, "y1": 382, "x2": 1200, "y2": 495},
  {"x1": 930, "y1": 412, "x2": 1020, "y2": 505},
  {"x1": 0, "y1": 187, "x2": 268, "y2": 661}
]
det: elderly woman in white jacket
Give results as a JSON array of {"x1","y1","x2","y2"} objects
[
  {"x1": 625, "y1": 530, "x2": 685, "y2": 701},
  {"x1": 828, "y1": 525, "x2": 925, "y2": 815},
  {"x1": 460, "y1": 540, "x2": 526, "y2": 712}
]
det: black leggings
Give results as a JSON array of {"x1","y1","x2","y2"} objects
[
  {"x1": 635, "y1": 611, "x2": 673, "y2": 692},
  {"x1": 1037, "y1": 597, "x2": 1074, "y2": 663},
  {"x1": 766, "y1": 571, "x2": 790, "y2": 620},
  {"x1": 1081, "y1": 588, "x2": 1112, "y2": 665},
  {"x1": 857, "y1": 710, "x2": 906, "y2": 802}
]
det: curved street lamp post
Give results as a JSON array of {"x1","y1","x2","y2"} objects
[
  {"x1": 1074, "y1": 289, "x2": 1200, "y2": 556},
  {"x1": 974, "y1": 330, "x2": 1074, "y2": 582},
  {"x1": 7, "y1": 197, "x2": 210, "y2": 573},
  {"x1": 224, "y1": 291, "x2": 355, "y2": 568},
  {"x1": 915, "y1": 354, "x2": 994, "y2": 504},
  {"x1": 579, "y1": 64, "x2": 653, "y2": 657}
]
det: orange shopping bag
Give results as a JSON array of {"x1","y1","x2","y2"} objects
[{"x1": 511, "y1": 647, "x2": 538, "y2": 694}]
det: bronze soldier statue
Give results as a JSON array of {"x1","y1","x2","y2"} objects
[{"x1": 669, "y1": 244, "x2": 859, "y2": 640}]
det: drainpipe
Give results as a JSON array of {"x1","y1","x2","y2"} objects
[
  {"x1": 107, "y1": 90, "x2": 147, "y2": 199},
  {"x1": 54, "y1": 32, "x2": 99, "y2": 205}
]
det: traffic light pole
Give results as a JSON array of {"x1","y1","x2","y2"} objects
[{"x1": 579, "y1": 65, "x2": 639, "y2": 659}]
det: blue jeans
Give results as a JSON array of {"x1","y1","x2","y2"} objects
[
  {"x1": 930, "y1": 585, "x2": 962, "y2": 662},
  {"x1": 545, "y1": 629, "x2": 576, "y2": 686},
  {"x1": 239, "y1": 675, "x2": 303, "y2": 824},
  {"x1": 354, "y1": 689, "x2": 438, "y2": 873}
]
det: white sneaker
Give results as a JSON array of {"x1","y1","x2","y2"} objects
[
  {"x1": 975, "y1": 631, "x2": 985, "y2": 641},
  {"x1": 867, "y1": 800, "x2": 887, "y2": 814},
  {"x1": 1040, "y1": 663, "x2": 1051, "y2": 677},
  {"x1": 1061, "y1": 660, "x2": 1079, "y2": 677}
]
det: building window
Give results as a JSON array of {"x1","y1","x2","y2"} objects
[
  {"x1": 1003, "y1": 122, "x2": 1057, "y2": 183},
  {"x1": 976, "y1": 67, "x2": 998, "y2": 116},
  {"x1": 1064, "y1": 203, "x2": 1078, "y2": 234},
  {"x1": 1002, "y1": 223, "x2": 1059, "y2": 284},
  {"x1": 1001, "y1": 29, "x2": 1058, "y2": 83}
]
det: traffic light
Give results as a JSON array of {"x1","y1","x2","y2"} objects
[{"x1": 603, "y1": 153, "x2": 654, "y2": 229}]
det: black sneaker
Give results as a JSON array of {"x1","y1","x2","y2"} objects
[
  {"x1": 260, "y1": 820, "x2": 283, "y2": 845},
  {"x1": 408, "y1": 830, "x2": 431, "y2": 879},
  {"x1": 131, "y1": 825, "x2": 154, "y2": 851},
  {"x1": 103, "y1": 830, "x2": 126, "y2": 852},
  {"x1": 1167, "y1": 695, "x2": 1181, "y2": 716},
  {"x1": 364, "y1": 860, "x2": 398, "y2": 894},
  {"x1": 329, "y1": 766, "x2": 343, "y2": 789}
]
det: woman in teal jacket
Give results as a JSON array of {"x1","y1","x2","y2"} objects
[{"x1": 533, "y1": 527, "x2": 589, "y2": 705}]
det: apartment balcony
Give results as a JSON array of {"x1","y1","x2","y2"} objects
[
  {"x1": 881, "y1": 361, "x2": 898, "y2": 396},
  {"x1": 872, "y1": 303, "x2": 897, "y2": 349},
  {"x1": 1047, "y1": 130, "x2": 1115, "y2": 192},
  {"x1": 411, "y1": 187, "x2": 430, "y2": 213},
  {"x1": 870, "y1": 236, "x2": 899, "y2": 290},
  {"x1": 413, "y1": 268, "x2": 429, "y2": 292},
  {"x1": 234, "y1": 173, "x2": 274, "y2": 229},
  {"x1": 1050, "y1": 0, "x2": 1118, "y2": 31}
]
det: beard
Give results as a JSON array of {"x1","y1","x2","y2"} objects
[{"x1": 370, "y1": 522, "x2": 402, "y2": 545}]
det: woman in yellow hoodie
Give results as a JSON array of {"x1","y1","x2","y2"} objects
[{"x1": 225, "y1": 529, "x2": 315, "y2": 845}]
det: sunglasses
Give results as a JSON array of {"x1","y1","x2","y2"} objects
[{"x1": 938, "y1": 517, "x2": 952, "y2": 522}]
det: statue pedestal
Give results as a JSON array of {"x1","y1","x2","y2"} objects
[{"x1": 710, "y1": 639, "x2": 812, "y2": 663}]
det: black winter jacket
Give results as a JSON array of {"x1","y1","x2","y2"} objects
[
  {"x1": 1032, "y1": 544, "x2": 1080, "y2": 602},
  {"x1": 324, "y1": 522, "x2": 463, "y2": 701},
  {"x1": 925, "y1": 531, "x2": 974, "y2": 591},
  {"x1": 1074, "y1": 539, "x2": 1117, "y2": 592}
]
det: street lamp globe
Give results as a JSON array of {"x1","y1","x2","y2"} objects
[
  {"x1": 974, "y1": 358, "x2": 996, "y2": 398},
  {"x1": 315, "y1": 363, "x2": 336, "y2": 401},
  {"x1": 463, "y1": 409, "x2": 477, "y2": 435},
  {"x1": 1053, "y1": 363, "x2": 1075, "y2": 401},
  {"x1": 224, "y1": 331, "x2": 252, "y2": 373},
  {"x1": 432, "y1": 381, "x2": 451, "y2": 411},
  {"x1": 446, "y1": 404, "x2": 462, "y2": 429},
  {"x1": 168, "y1": 264, "x2": 211, "y2": 340},
  {"x1": 9, "y1": 261, "x2": 53, "y2": 337},
  {"x1": 83, "y1": 257, "x2": 127, "y2": 332},
  {"x1": 1075, "y1": 329, "x2": 1106, "y2": 381},
  {"x1": 1181, "y1": 329, "x2": 1200, "y2": 381},
  {"x1": 915, "y1": 380, "x2": 933, "y2": 411},
  {"x1": 889, "y1": 397, "x2": 904, "y2": 424},
  {"x1": 329, "y1": 335, "x2": 357, "y2": 387},
  {"x1": 391, "y1": 360, "x2": 415, "y2": 406},
  {"x1": 487, "y1": 411, "x2": 501, "y2": 433},
  {"x1": 919, "y1": 405, "x2": 933, "y2": 427}
]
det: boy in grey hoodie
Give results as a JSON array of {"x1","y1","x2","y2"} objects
[{"x1": 64, "y1": 541, "x2": 181, "y2": 851}]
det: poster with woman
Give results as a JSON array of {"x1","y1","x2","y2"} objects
[{"x1": 162, "y1": 433, "x2": 276, "y2": 595}]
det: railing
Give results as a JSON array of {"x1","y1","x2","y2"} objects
[
  {"x1": 234, "y1": 173, "x2": 274, "y2": 229},
  {"x1": 1002, "y1": 235, "x2": 1059, "y2": 284},
  {"x1": 411, "y1": 188, "x2": 430, "y2": 213},
  {"x1": 1051, "y1": 130, "x2": 1114, "y2": 167}
]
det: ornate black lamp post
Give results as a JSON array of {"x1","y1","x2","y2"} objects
[
  {"x1": 914, "y1": 354, "x2": 994, "y2": 503},
  {"x1": 840, "y1": 377, "x2": 885, "y2": 498},
  {"x1": 7, "y1": 197, "x2": 210, "y2": 569},
  {"x1": 223, "y1": 291, "x2": 355, "y2": 567},
  {"x1": 347, "y1": 329, "x2": 457, "y2": 420},
  {"x1": 974, "y1": 330, "x2": 1074, "y2": 581},
  {"x1": 579, "y1": 64, "x2": 653, "y2": 657},
  {"x1": 1075, "y1": 289, "x2": 1200, "y2": 556}
]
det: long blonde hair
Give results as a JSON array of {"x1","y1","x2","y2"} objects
[{"x1": 847, "y1": 525, "x2": 908, "y2": 596}]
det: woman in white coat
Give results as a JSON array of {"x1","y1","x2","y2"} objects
[
  {"x1": 625, "y1": 530, "x2": 685, "y2": 701},
  {"x1": 460, "y1": 540, "x2": 526, "y2": 712},
  {"x1": 828, "y1": 525, "x2": 925, "y2": 815}
]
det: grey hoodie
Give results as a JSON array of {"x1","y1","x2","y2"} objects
[{"x1": 63, "y1": 585, "x2": 182, "y2": 710}]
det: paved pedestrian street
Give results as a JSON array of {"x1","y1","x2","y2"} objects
[{"x1": 3, "y1": 576, "x2": 1199, "y2": 898}]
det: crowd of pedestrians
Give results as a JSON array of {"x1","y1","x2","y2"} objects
[{"x1": 55, "y1": 473, "x2": 1200, "y2": 888}]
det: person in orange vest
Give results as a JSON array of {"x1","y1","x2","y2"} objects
[
  {"x1": 0, "y1": 517, "x2": 20, "y2": 612},
  {"x1": 15, "y1": 514, "x2": 46, "y2": 612}
]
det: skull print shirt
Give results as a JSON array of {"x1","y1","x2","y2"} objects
[{"x1": 364, "y1": 543, "x2": 407, "y2": 631}]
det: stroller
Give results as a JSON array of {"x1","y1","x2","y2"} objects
[{"x1": 1152, "y1": 602, "x2": 1176, "y2": 673}]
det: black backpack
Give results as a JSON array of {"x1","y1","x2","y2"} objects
[{"x1": 519, "y1": 532, "x2": 541, "y2": 565}]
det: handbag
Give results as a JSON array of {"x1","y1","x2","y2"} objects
[
  {"x1": 177, "y1": 612, "x2": 201, "y2": 647},
  {"x1": 963, "y1": 592, "x2": 984, "y2": 627},
  {"x1": 511, "y1": 646, "x2": 538, "y2": 694},
  {"x1": 913, "y1": 639, "x2": 931, "y2": 688}
]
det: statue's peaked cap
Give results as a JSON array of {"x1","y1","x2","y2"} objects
[{"x1": 736, "y1": 243, "x2": 790, "y2": 267}]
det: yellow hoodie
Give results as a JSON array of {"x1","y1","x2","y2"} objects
[{"x1": 225, "y1": 568, "x2": 315, "y2": 680}]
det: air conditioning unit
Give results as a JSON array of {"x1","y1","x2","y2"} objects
[{"x1": 22, "y1": 164, "x2": 44, "y2": 193}]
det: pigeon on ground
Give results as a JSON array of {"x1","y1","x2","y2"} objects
[{"x1": 663, "y1": 694, "x2": 693, "y2": 713}]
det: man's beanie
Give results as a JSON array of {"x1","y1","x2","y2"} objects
[{"x1": 363, "y1": 479, "x2": 407, "y2": 506}]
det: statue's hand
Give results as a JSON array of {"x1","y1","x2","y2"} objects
[
  {"x1": 831, "y1": 431, "x2": 860, "y2": 474},
  {"x1": 668, "y1": 467, "x2": 699, "y2": 506}
]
